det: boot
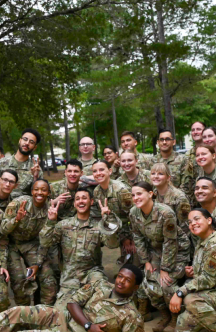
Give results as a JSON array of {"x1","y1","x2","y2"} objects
[
  {"x1": 138, "y1": 298, "x2": 153, "y2": 322},
  {"x1": 163, "y1": 313, "x2": 178, "y2": 332},
  {"x1": 152, "y1": 308, "x2": 171, "y2": 332}
]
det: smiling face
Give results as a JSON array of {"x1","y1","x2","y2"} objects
[
  {"x1": 202, "y1": 129, "x2": 216, "y2": 148},
  {"x1": 132, "y1": 186, "x2": 153, "y2": 209},
  {"x1": 31, "y1": 180, "x2": 50, "y2": 207},
  {"x1": 196, "y1": 147, "x2": 215, "y2": 167},
  {"x1": 150, "y1": 169, "x2": 170, "y2": 188},
  {"x1": 92, "y1": 162, "x2": 112, "y2": 185},
  {"x1": 195, "y1": 179, "x2": 216, "y2": 204},
  {"x1": 74, "y1": 190, "x2": 93, "y2": 217},
  {"x1": 18, "y1": 132, "x2": 37, "y2": 156},
  {"x1": 157, "y1": 131, "x2": 175, "y2": 154},
  {"x1": 191, "y1": 122, "x2": 205, "y2": 142},
  {"x1": 188, "y1": 210, "x2": 213, "y2": 239},
  {"x1": 121, "y1": 135, "x2": 137, "y2": 151},
  {"x1": 115, "y1": 268, "x2": 138, "y2": 297},
  {"x1": 120, "y1": 152, "x2": 137, "y2": 173},
  {"x1": 65, "y1": 165, "x2": 83, "y2": 185},
  {"x1": 103, "y1": 148, "x2": 118, "y2": 165}
]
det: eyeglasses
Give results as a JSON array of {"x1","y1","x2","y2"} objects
[
  {"x1": 22, "y1": 137, "x2": 36, "y2": 145},
  {"x1": 79, "y1": 143, "x2": 93, "y2": 147},
  {"x1": 103, "y1": 151, "x2": 113, "y2": 156},
  {"x1": 1, "y1": 177, "x2": 16, "y2": 185},
  {"x1": 158, "y1": 138, "x2": 174, "y2": 142}
]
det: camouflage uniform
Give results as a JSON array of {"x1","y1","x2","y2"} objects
[
  {"x1": 180, "y1": 150, "x2": 198, "y2": 208},
  {"x1": 129, "y1": 202, "x2": 190, "y2": 309},
  {"x1": 154, "y1": 185, "x2": 191, "y2": 237},
  {"x1": 93, "y1": 179, "x2": 133, "y2": 241},
  {"x1": 78, "y1": 157, "x2": 96, "y2": 176},
  {"x1": 118, "y1": 169, "x2": 151, "y2": 189},
  {"x1": 0, "y1": 208, "x2": 10, "y2": 312},
  {"x1": 153, "y1": 151, "x2": 184, "y2": 188},
  {"x1": 0, "y1": 195, "x2": 57, "y2": 306},
  {"x1": 0, "y1": 279, "x2": 144, "y2": 332},
  {"x1": 110, "y1": 164, "x2": 123, "y2": 180},
  {"x1": 68, "y1": 279, "x2": 144, "y2": 332},
  {"x1": 197, "y1": 165, "x2": 216, "y2": 181},
  {"x1": 136, "y1": 152, "x2": 153, "y2": 170},
  {"x1": 39, "y1": 213, "x2": 121, "y2": 310},
  {"x1": 0, "y1": 154, "x2": 43, "y2": 199},
  {"x1": 50, "y1": 179, "x2": 82, "y2": 220},
  {"x1": 176, "y1": 232, "x2": 216, "y2": 332}
]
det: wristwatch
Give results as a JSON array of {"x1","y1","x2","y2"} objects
[
  {"x1": 176, "y1": 290, "x2": 184, "y2": 298},
  {"x1": 84, "y1": 322, "x2": 92, "y2": 331}
]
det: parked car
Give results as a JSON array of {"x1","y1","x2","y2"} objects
[
  {"x1": 55, "y1": 157, "x2": 66, "y2": 165},
  {"x1": 44, "y1": 158, "x2": 62, "y2": 169}
]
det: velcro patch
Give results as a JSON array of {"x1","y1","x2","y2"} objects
[
  {"x1": 82, "y1": 284, "x2": 91, "y2": 291},
  {"x1": 209, "y1": 260, "x2": 216, "y2": 270},
  {"x1": 167, "y1": 224, "x2": 175, "y2": 232}
]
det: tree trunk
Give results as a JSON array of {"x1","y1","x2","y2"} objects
[
  {"x1": 152, "y1": 136, "x2": 157, "y2": 155},
  {"x1": 45, "y1": 152, "x2": 50, "y2": 176},
  {"x1": 156, "y1": 0, "x2": 175, "y2": 137},
  {"x1": 93, "y1": 119, "x2": 98, "y2": 160},
  {"x1": 5, "y1": 131, "x2": 16, "y2": 153},
  {"x1": 49, "y1": 140, "x2": 58, "y2": 173},
  {"x1": 112, "y1": 96, "x2": 119, "y2": 152},
  {"x1": 0, "y1": 125, "x2": 4, "y2": 152},
  {"x1": 40, "y1": 153, "x2": 44, "y2": 171},
  {"x1": 63, "y1": 107, "x2": 70, "y2": 162},
  {"x1": 147, "y1": 76, "x2": 164, "y2": 132}
]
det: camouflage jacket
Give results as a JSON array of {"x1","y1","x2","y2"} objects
[
  {"x1": 110, "y1": 164, "x2": 123, "y2": 180},
  {"x1": 179, "y1": 232, "x2": 216, "y2": 296},
  {"x1": 118, "y1": 169, "x2": 151, "y2": 189},
  {"x1": 39, "y1": 214, "x2": 121, "y2": 288},
  {"x1": 136, "y1": 152, "x2": 153, "y2": 170},
  {"x1": 155, "y1": 185, "x2": 191, "y2": 236},
  {"x1": 153, "y1": 151, "x2": 184, "y2": 188},
  {"x1": 0, "y1": 209, "x2": 8, "y2": 269},
  {"x1": 50, "y1": 179, "x2": 82, "y2": 220},
  {"x1": 0, "y1": 195, "x2": 49, "y2": 265},
  {"x1": 0, "y1": 154, "x2": 43, "y2": 199},
  {"x1": 130, "y1": 202, "x2": 190, "y2": 272},
  {"x1": 68, "y1": 279, "x2": 144, "y2": 332},
  {"x1": 93, "y1": 180, "x2": 133, "y2": 240},
  {"x1": 197, "y1": 166, "x2": 216, "y2": 181},
  {"x1": 78, "y1": 157, "x2": 96, "y2": 176}
]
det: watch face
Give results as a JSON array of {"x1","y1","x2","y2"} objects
[
  {"x1": 177, "y1": 290, "x2": 183, "y2": 297},
  {"x1": 85, "y1": 323, "x2": 90, "y2": 329}
]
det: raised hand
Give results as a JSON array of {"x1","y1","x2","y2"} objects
[
  {"x1": 16, "y1": 201, "x2": 27, "y2": 222},
  {"x1": 113, "y1": 158, "x2": 121, "y2": 168},
  {"x1": 31, "y1": 157, "x2": 40, "y2": 180},
  {"x1": 52, "y1": 192, "x2": 71, "y2": 206},
  {"x1": 48, "y1": 200, "x2": 60, "y2": 220},
  {"x1": 98, "y1": 198, "x2": 110, "y2": 216}
]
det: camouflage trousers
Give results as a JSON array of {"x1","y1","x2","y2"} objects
[
  {"x1": 55, "y1": 270, "x2": 107, "y2": 310},
  {"x1": 0, "y1": 274, "x2": 10, "y2": 312},
  {"x1": 8, "y1": 243, "x2": 57, "y2": 306},
  {"x1": 0, "y1": 305, "x2": 69, "y2": 332},
  {"x1": 176, "y1": 290, "x2": 216, "y2": 332},
  {"x1": 143, "y1": 254, "x2": 186, "y2": 310}
]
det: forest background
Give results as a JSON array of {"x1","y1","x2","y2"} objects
[{"x1": 0, "y1": 0, "x2": 216, "y2": 170}]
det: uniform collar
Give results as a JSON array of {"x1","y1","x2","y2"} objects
[{"x1": 197, "y1": 231, "x2": 216, "y2": 248}]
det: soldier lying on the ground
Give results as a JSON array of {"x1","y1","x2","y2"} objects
[
  {"x1": 40, "y1": 188, "x2": 122, "y2": 310},
  {"x1": 0, "y1": 264, "x2": 144, "y2": 332}
]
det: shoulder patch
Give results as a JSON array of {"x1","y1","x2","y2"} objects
[
  {"x1": 211, "y1": 252, "x2": 216, "y2": 260},
  {"x1": 167, "y1": 224, "x2": 175, "y2": 232},
  {"x1": 209, "y1": 260, "x2": 216, "y2": 270}
]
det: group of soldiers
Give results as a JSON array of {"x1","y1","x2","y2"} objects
[{"x1": 0, "y1": 123, "x2": 215, "y2": 331}]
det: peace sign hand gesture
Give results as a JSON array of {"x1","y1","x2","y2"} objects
[
  {"x1": 31, "y1": 157, "x2": 40, "y2": 180},
  {"x1": 98, "y1": 198, "x2": 110, "y2": 217},
  {"x1": 48, "y1": 200, "x2": 60, "y2": 221},
  {"x1": 16, "y1": 201, "x2": 27, "y2": 222}
]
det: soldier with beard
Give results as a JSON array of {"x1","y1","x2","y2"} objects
[{"x1": 0, "y1": 128, "x2": 43, "y2": 199}]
